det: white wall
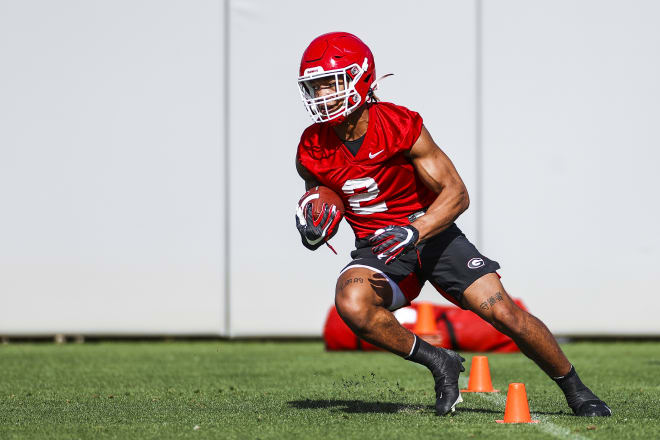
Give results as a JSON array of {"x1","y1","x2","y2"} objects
[
  {"x1": 1, "y1": 0, "x2": 657, "y2": 336},
  {"x1": 482, "y1": 0, "x2": 660, "y2": 334},
  {"x1": 0, "y1": 0, "x2": 226, "y2": 335}
]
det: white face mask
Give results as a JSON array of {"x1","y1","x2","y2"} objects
[{"x1": 298, "y1": 59, "x2": 368, "y2": 123}]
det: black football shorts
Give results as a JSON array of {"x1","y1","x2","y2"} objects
[{"x1": 340, "y1": 223, "x2": 500, "y2": 310}]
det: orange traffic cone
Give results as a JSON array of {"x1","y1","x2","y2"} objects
[
  {"x1": 496, "y1": 383, "x2": 539, "y2": 423},
  {"x1": 413, "y1": 302, "x2": 437, "y2": 335},
  {"x1": 461, "y1": 356, "x2": 499, "y2": 392}
]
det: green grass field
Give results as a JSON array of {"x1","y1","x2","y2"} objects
[{"x1": 1, "y1": 341, "x2": 659, "y2": 439}]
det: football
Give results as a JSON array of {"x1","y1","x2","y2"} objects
[{"x1": 298, "y1": 185, "x2": 345, "y2": 220}]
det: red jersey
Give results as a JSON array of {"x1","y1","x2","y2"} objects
[{"x1": 297, "y1": 102, "x2": 437, "y2": 238}]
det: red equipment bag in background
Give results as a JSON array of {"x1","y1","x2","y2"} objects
[{"x1": 322, "y1": 300, "x2": 528, "y2": 353}]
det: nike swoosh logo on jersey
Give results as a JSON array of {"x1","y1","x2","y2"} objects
[{"x1": 369, "y1": 150, "x2": 384, "y2": 159}]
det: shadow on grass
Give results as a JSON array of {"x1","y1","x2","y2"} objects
[
  {"x1": 289, "y1": 399, "x2": 566, "y2": 416},
  {"x1": 289, "y1": 399, "x2": 501, "y2": 415},
  {"x1": 289, "y1": 399, "x2": 431, "y2": 414},
  {"x1": 456, "y1": 407, "x2": 501, "y2": 415},
  {"x1": 458, "y1": 406, "x2": 566, "y2": 416}
]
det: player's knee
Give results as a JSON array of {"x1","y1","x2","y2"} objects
[{"x1": 335, "y1": 286, "x2": 371, "y2": 332}]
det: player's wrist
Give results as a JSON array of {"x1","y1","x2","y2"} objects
[{"x1": 410, "y1": 218, "x2": 430, "y2": 244}]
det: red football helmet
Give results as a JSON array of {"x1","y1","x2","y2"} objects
[{"x1": 298, "y1": 32, "x2": 376, "y2": 124}]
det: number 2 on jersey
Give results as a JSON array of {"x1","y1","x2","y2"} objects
[{"x1": 341, "y1": 177, "x2": 388, "y2": 215}]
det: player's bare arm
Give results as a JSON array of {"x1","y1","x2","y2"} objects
[
  {"x1": 295, "y1": 157, "x2": 320, "y2": 190},
  {"x1": 407, "y1": 126, "x2": 470, "y2": 243}
]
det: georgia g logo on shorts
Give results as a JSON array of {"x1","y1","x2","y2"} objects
[{"x1": 467, "y1": 257, "x2": 485, "y2": 269}]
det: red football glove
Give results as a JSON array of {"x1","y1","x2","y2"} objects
[
  {"x1": 369, "y1": 225, "x2": 419, "y2": 264},
  {"x1": 295, "y1": 202, "x2": 342, "y2": 251}
]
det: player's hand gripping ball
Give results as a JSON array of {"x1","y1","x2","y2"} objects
[
  {"x1": 296, "y1": 186, "x2": 344, "y2": 251},
  {"x1": 369, "y1": 225, "x2": 419, "y2": 264}
]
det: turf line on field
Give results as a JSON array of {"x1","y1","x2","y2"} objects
[{"x1": 458, "y1": 377, "x2": 588, "y2": 440}]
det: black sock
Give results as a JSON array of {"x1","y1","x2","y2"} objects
[
  {"x1": 405, "y1": 335, "x2": 445, "y2": 371},
  {"x1": 552, "y1": 365, "x2": 599, "y2": 410}
]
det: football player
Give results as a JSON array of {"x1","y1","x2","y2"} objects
[{"x1": 295, "y1": 32, "x2": 610, "y2": 417}]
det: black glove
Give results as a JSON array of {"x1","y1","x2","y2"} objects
[
  {"x1": 369, "y1": 225, "x2": 419, "y2": 264},
  {"x1": 295, "y1": 202, "x2": 341, "y2": 251}
]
